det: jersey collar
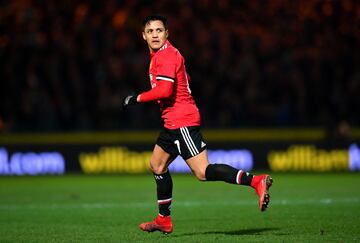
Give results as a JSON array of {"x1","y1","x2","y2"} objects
[{"x1": 150, "y1": 40, "x2": 171, "y2": 58}]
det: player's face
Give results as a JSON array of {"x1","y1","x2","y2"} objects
[{"x1": 142, "y1": 20, "x2": 168, "y2": 52}]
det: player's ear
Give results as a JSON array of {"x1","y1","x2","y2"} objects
[
  {"x1": 165, "y1": 29, "x2": 169, "y2": 38},
  {"x1": 142, "y1": 32, "x2": 146, "y2": 41}
]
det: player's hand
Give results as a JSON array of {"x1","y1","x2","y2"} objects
[{"x1": 123, "y1": 94, "x2": 138, "y2": 109}]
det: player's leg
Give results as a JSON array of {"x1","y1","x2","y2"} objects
[
  {"x1": 149, "y1": 144, "x2": 176, "y2": 217},
  {"x1": 180, "y1": 126, "x2": 273, "y2": 211},
  {"x1": 186, "y1": 150, "x2": 273, "y2": 211},
  {"x1": 204, "y1": 158, "x2": 273, "y2": 211},
  {"x1": 185, "y1": 149, "x2": 253, "y2": 186},
  {"x1": 178, "y1": 126, "x2": 253, "y2": 185},
  {"x1": 140, "y1": 131, "x2": 178, "y2": 234}
]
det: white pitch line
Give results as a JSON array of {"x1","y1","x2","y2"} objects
[{"x1": 0, "y1": 198, "x2": 359, "y2": 210}]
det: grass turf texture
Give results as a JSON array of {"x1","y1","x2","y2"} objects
[{"x1": 0, "y1": 173, "x2": 359, "y2": 242}]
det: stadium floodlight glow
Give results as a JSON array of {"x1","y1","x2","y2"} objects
[
  {"x1": 0, "y1": 147, "x2": 65, "y2": 175},
  {"x1": 349, "y1": 143, "x2": 360, "y2": 171}
]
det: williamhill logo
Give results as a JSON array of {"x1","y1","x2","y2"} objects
[
  {"x1": 0, "y1": 148, "x2": 65, "y2": 175},
  {"x1": 268, "y1": 145, "x2": 355, "y2": 172},
  {"x1": 79, "y1": 147, "x2": 152, "y2": 174}
]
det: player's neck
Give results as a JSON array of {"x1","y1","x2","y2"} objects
[{"x1": 148, "y1": 40, "x2": 170, "y2": 54}]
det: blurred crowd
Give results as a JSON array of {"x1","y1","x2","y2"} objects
[{"x1": 0, "y1": 0, "x2": 359, "y2": 132}]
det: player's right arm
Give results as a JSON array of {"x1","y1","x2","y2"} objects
[
  {"x1": 138, "y1": 80, "x2": 173, "y2": 102},
  {"x1": 122, "y1": 80, "x2": 173, "y2": 108},
  {"x1": 123, "y1": 51, "x2": 177, "y2": 108}
]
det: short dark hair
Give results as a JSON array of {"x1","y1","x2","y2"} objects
[{"x1": 142, "y1": 15, "x2": 167, "y2": 29}]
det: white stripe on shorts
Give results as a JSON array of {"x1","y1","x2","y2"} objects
[
  {"x1": 183, "y1": 127, "x2": 199, "y2": 154},
  {"x1": 180, "y1": 127, "x2": 199, "y2": 157},
  {"x1": 180, "y1": 127, "x2": 197, "y2": 156}
]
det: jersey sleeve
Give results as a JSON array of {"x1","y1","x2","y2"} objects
[
  {"x1": 138, "y1": 81, "x2": 173, "y2": 103},
  {"x1": 155, "y1": 52, "x2": 177, "y2": 82}
]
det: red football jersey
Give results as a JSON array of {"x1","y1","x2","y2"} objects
[{"x1": 147, "y1": 40, "x2": 200, "y2": 129}]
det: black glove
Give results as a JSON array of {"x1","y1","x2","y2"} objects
[{"x1": 123, "y1": 94, "x2": 138, "y2": 108}]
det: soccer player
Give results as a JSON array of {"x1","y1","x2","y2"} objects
[{"x1": 123, "y1": 15, "x2": 273, "y2": 234}]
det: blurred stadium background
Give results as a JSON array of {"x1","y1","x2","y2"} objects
[
  {"x1": 0, "y1": 0, "x2": 359, "y2": 175},
  {"x1": 0, "y1": 1, "x2": 360, "y2": 242}
]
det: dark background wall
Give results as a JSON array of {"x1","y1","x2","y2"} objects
[{"x1": 0, "y1": 0, "x2": 359, "y2": 132}]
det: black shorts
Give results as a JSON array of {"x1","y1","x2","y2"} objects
[{"x1": 156, "y1": 126, "x2": 207, "y2": 160}]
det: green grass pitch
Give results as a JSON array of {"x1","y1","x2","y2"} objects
[{"x1": 0, "y1": 173, "x2": 359, "y2": 242}]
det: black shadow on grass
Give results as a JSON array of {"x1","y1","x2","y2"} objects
[{"x1": 172, "y1": 227, "x2": 279, "y2": 237}]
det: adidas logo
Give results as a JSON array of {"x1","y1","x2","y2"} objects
[
  {"x1": 201, "y1": 141, "x2": 206, "y2": 148},
  {"x1": 154, "y1": 175, "x2": 163, "y2": 180}
]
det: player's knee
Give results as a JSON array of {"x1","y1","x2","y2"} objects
[
  {"x1": 149, "y1": 162, "x2": 167, "y2": 174},
  {"x1": 193, "y1": 170, "x2": 206, "y2": 181}
]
